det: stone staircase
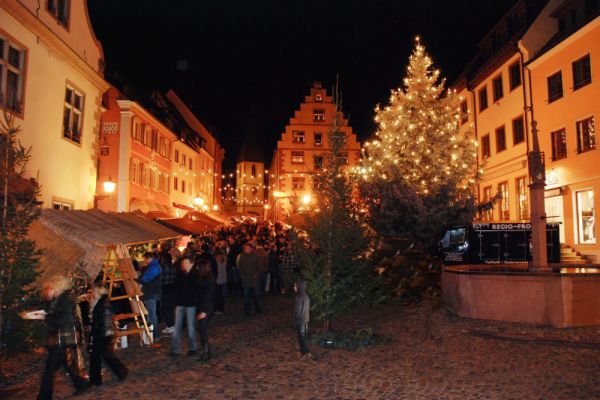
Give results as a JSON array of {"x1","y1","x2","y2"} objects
[{"x1": 560, "y1": 245, "x2": 589, "y2": 264}]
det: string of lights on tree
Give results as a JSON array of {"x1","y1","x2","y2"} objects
[{"x1": 359, "y1": 37, "x2": 479, "y2": 195}]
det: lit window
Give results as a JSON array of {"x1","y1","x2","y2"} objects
[
  {"x1": 551, "y1": 128, "x2": 567, "y2": 161},
  {"x1": 576, "y1": 190, "x2": 596, "y2": 243},
  {"x1": 314, "y1": 155, "x2": 323, "y2": 171},
  {"x1": 0, "y1": 36, "x2": 26, "y2": 113},
  {"x1": 63, "y1": 86, "x2": 84, "y2": 144},
  {"x1": 576, "y1": 116, "x2": 595, "y2": 153},
  {"x1": 291, "y1": 151, "x2": 304, "y2": 164},
  {"x1": 292, "y1": 177, "x2": 305, "y2": 190},
  {"x1": 174, "y1": 177, "x2": 178, "y2": 191},
  {"x1": 498, "y1": 181, "x2": 509, "y2": 220},
  {"x1": 313, "y1": 109, "x2": 325, "y2": 122},
  {"x1": 516, "y1": 176, "x2": 529, "y2": 220},
  {"x1": 315, "y1": 93, "x2": 323, "y2": 102},
  {"x1": 314, "y1": 132, "x2": 323, "y2": 146},
  {"x1": 292, "y1": 131, "x2": 305, "y2": 143},
  {"x1": 482, "y1": 186, "x2": 493, "y2": 221},
  {"x1": 481, "y1": 134, "x2": 491, "y2": 158},
  {"x1": 336, "y1": 151, "x2": 349, "y2": 165},
  {"x1": 460, "y1": 101, "x2": 468, "y2": 124},
  {"x1": 174, "y1": 150, "x2": 179, "y2": 163},
  {"x1": 47, "y1": 0, "x2": 70, "y2": 27},
  {"x1": 52, "y1": 199, "x2": 73, "y2": 210}
]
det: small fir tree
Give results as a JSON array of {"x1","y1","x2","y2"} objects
[
  {"x1": 291, "y1": 92, "x2": 380, "y2": 332},
  {"x1": 0, "y1": 110, "x2": 41, "y2": 360},
  {"x1": 360, "y1": 38, "x2": 478, "y2": 250}
]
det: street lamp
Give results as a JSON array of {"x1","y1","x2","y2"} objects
[
  {"x1": 302, "y1": 194, "x2": 312, "y2": 205},
  {"x1": 95, "y1": 175, "x2": 116, "y2": 202},
  {"x1": 194, "y1": 196, "x2": 205, "y2": 206}
]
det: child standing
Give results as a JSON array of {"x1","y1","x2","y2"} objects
[{"x1": 293, "y1": 280, "x2": 311, "y2": 358}]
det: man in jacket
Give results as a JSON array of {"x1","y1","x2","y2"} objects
[
  {"x1": 237, "y1": 242, "x2": 262, "y2": 317},
  {"x1": 170, "y1": 256, "x2": 200, "y2": 356},
  {"x1": 160, "y1": 244, "x2": 177, "y2": 335},
  {"x1": 140, "y1": 252, "x2": 162, "y2": 345},
  {"x1": 195, "y1": 259, "x2": 216, "y2": 361},
  {"x1": 37, "y1": 276, "x2": 89, "y2": 400},
  {"x1": 294, "y1": 280, "x2": 311, "y2": 358},
  {"x1": 254, "y1": 242, "x2": 269, "y2": 297},
  {"x1": 89, "y1": 283, "x2": 128, "y2": 385}
]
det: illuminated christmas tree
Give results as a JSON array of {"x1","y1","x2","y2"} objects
[{"x1": 360, "y1": 37, "x2": 479, "y2": 249}]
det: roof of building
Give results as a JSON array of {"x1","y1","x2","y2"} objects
[
  {"x1": 30, "y1": 209, "x2": 181, "y2": 283},
  {"x1": 237, "y1": 123, "x2": 264, "y2": 163}
]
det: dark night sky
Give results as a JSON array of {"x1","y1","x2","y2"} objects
[{"x1": 87, "y1": 0, "x2": 517, "y2": 171}]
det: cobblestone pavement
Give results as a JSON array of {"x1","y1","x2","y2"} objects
[{"x1": 3, "y1": 295, "x2": 600, "y2": 400}]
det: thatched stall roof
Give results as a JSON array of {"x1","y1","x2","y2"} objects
[{"x1": 29, "y1": 209, "x2": 181, "y2": 284}]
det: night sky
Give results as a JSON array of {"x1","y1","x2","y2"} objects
[{"x1": 88, "y1": 0, "x2": 517, "y2": 171}]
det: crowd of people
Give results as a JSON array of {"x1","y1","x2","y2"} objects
[{"x1": 35, "y1": 218, "x2": 313, "y2": 400}]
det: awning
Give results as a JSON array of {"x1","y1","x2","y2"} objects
[{"x1": 156, "y1": 211, "x2": 221, "y2": 236}]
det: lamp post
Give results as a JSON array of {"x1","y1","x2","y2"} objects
[
  {"x1": 528, "y1": 120, "x2": 549, "y2": 271},
  {"x1": 94, "y1": 175, "x2": 116, "y2": 208}
]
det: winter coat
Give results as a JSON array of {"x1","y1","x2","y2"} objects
[
  {"x1": 215, "y1": 254, "x2": 227, "y2": 285},
  {"x1": 294, "y1": 280, "x2": 310, "y2": 326},
  {"x1": 173, "y1": 268, "x2": 201, "y2": 307},
  {"x1": 254, "y1": 247, "x2": 269, "y2": 273},
  {"x1": 140, "y1": 258, "x2": 162, "y2": 300},
  {"x1": 91, "y1": 294, "x2": 115, "y2": 338},
  {"x1": 196, "y1": 274, "x2": 216, "y2": 315},
  {"x1": 268, "y1": 251, "x2": 280, "y2": 275},
  {"x1": 45, "y1": 291, "x2": 78, "y2": 348},
  {"x1": 237, "y1": 252, "x2": 261, "y2": 288}
]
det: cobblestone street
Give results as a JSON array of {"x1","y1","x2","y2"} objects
[{"x1": 3, "y1": 295, "x2": 600, "y2": 400}]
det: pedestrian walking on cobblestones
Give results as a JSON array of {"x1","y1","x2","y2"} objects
[
  {"x1": 237, "y1": 242, "x2": 262, "y2": 316},
  {"x1": 89, "y1": 283, "x2": 128, "y2": 386},
  {"x1": 195, "y1": 259, "x2": 216, "y2": 361},
  {"x1": 294, "y1": 280, "x2": 311, "y2": 358},
  {"x1": 140, "y1": 252, "x2": 162, "y2": 346},
  {"x1": 214, "y1": 248, "x2": 227, "y2": 313},
  {"x1": 37, "y1": 276, "x2": 89, "y2": 400},
  {"x1": 170, "y1": 257, "x2": 200, "y2": 356}
]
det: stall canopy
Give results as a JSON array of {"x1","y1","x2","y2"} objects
[
  {"x1": 29, "y1": 209, "x2": 181, "y2": 284},
  {"x1": 153, "y1": 211, "x2": 221, "y2": 236}
]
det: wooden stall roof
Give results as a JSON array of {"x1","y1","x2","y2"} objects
[
  {"x1": 29, "y1": 209, "x2": 181, "y2": 284},
  {"x1": 155, "y1": 211, "x2": 221, "y2": 236}
]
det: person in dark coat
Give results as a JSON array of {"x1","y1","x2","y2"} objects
[
  {"x1": 294, "y1": 280, "x2": 311, "y2": 358},
  {"x1": 139, "y1": 252, "x2": 162, "y2": 344},
  {"x1": 37, "y1": 276, "x2": 89, "y2": 400},
  {"x1": 268, "y1": 244, "x2": 281, "y2": 295},
  {"x1": 89, "y1": 283, "x2": 128, "y2": 385},
  {"x1": 159, "y1": 244, "x2": 177, "y2": 335},
  {"x1": 195, "y1": 259, "x2": 215, "y2": 361},
  {"x1": 237, "y1": 242, "x2": 262, "y2": 316},
  {"x1": 170, "y1": 257, "x2": 200, "y2": 356}
]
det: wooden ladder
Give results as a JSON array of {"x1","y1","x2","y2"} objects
[{"x1": 102, "y1": 244, "x2": 153, "y2": 345}]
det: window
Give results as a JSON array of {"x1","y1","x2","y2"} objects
[
  {"x1": 478, "y1": 87, "x2": 488, "y2": 112},
  {"x1": 551, "y1": 128, "x2": 567, "y2": 160},
  {"x1": 189, "y1": 158, "x2": 193, "y2": 170},
  {"x1": 337, "y1": 151, "x2": 349, "y2": 165},
  {"x1": 181, "y1": 154, "x2": 187, "y2": 166},
  {"x1": 314, "y1": 155, "x2": 323, "y2": 171},
  {"x1": 174, "y1": 177, "x2": 178, "y2": 191},
  {"x1": 460, "y1": 101, "x2": 468, "y2": 124},
  {"x1": 576, "y1": 116, "x2": 595, "y2": 153},
  {"x1": 130, "y1": 158, "x2": 139, "y2": 184},
  {"x1": 482, "y1": 186, "x2": 493, "y2": 221},
  {"x1": 572, "y1": 54, "x2": 592, "y2": 90},
  {"x1": 492, "y1": 75, "x2": 504, "y2": 102},
  {"x1": 52, "y1": 199, "x2": 73, "y2": 210},
  {"x1": 174, "y1": 150, "x2": 179, "y2": 163},
  {"x1": 292, "y1": 177, "x2": 305, "y2": 190},
  {"x1": 512, "y1": 116, "x2": 525, "y2": 145},
  {"x1": 495, "y1": 125, "x2": 506, "y2": 153},
  {"x1": 516, "y1": 176, "x2": 529, "y2": 220},
  {"x1": 181, "y1": 180, "x2": 186, "y2": 194},
  {"x1": 159, "y1": 136, "x2": 168, "y2": 158},
  {"x1": 547, "y1": 71, "x2": 563, "y2": 103},
  {"x1": 498, "y1": 181, "x2": 510, "y2": 220},
  {"x1": 0, "y1": 36, "x2": 26, "y2": 113},
  {"x1": 313, "y1": 109, "x2": 325, "y2": 121},
  {"x1": 158, "y1": 173, "x2": 169, "y2": 193},
  {"x1": 481, "y1": 134, "x2": 491, "y2": 158},
  {"x1": 63, "y1": 86, "x2": 84, "y2": 144},
  {"x1": 315, "y1": 93, "x2": 323, "y2": 102},
  {"x1": 291, "y1": 151, "x2": 304, "y2": 164},
  {"x1": 149, "y1": 169, "x2": 157, "y2": 191},
  {"x1": 47, "y1": 0, "x2": 70, "y2": 27},
  {"x1": 314, "y1": 132, "x2": 323, "y2": 146},
  {"x1": 292, "y1": 130, "x2": 305, "y2": 143},
  {"x1": 585, "y1": 0, "x2": 599, "y2": 16},
  {"x1": 132, "y1": 119, "x2": 142, "y2": 142},
  {"x1": 150, "y1": 129, "x2": 158, "y2": 151},
  {"x1": 576, "y1": 190, "x2": 596, "y2": 244},
  {"x1": 251, "y1": 164, "x2": 256, "y2": 178},
  {"x1": 509, "y1": 61, "x2": 521, "y2": 90},
  {"x1": 143, "y1": 124, "x2": 152, "y2": 147}
]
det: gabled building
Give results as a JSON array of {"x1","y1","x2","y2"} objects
[
  {"x1": 268, "y1": 82, "x2": 361, "y2": 222},
  {"x1": 0, "y1": 0, "x2": 109, "y2": 209},
  {"x1": 236, "y1": 130, "x2": 266, "y2": 215}
]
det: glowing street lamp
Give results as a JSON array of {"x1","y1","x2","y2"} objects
[
  {"x1": 102, "y1": 178, "x2": 116, "y2": 194},
  {"x1": 194, "y1": 196, "x2": 205, "y2": 206},
  {"x1": 302, "y1": 194, "x2": 312, "y2": 205}
]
